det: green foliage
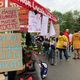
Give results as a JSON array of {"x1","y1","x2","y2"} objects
[
  {"x1": 52, "y1": 10, "x2": 80, "y2": 33},
  {"x1": 52, "y1": 11, "x2": 63, "y2": 24}
]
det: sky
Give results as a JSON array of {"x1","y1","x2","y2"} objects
[{"x1": 35, "y1": 0, "x2": 80, "y2": 13}]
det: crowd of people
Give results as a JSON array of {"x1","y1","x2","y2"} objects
[{"x1": 26, "y1": 28, "x2": 80, "y2": 64}]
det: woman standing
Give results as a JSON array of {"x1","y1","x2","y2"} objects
[
  {"x1": 49, "y1": 37, "x2": 56, "y2": 65},
  {"x1": 56, "y1": 32, "x2": 69, "y2": 61}
]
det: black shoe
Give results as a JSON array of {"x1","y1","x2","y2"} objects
[
  {"x1": 73, "y1": 57, "x2": 77, "y2": 60},
  {"x1": 77, "y1": 57, "x2": 80, "y2": 59}
]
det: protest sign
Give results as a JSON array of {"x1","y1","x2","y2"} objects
[
  {"x1": 0, "y1": 7, "x2": 20, "y2": 32},
  {"x1": 49, "y1": 21, "x2": 56, "y2": 37},
  {"x1": 54, "y1": 24, "x2": 60, "y2": 37},
  {"x1": 40, "y1": 16, "x2": 49, "y2": 36},
  {"x1": 28, "y1": 11, "x2": 41, "y2": 32},
  {"x1": 0, "y1": 33, "x2": 23, "y2": 72}
]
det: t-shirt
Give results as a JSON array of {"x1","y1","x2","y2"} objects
[{"x1": 69, "y1": 33, "x2": 72, "y2": 42}]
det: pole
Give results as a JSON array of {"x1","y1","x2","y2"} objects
[{"x1": 5, "y1": 0, "x2": 8, "y2": 80}]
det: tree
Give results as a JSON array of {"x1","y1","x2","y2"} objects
[
  {"x1": 52, "y1": 10, "x2": 80, "y2": 32},
  {"x1": 52, "y1": 11, "x2": 63, "y2": 24},
  {"x1": 61, "y1": 11, "x2": 75, "y2": 32}
]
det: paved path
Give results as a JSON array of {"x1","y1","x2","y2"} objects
[{"x1": 45, "y1": 53, "x2": 80, "y2": 80}]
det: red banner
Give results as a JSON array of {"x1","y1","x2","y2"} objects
[
  {"x1": 10, "y1": 0, "x2": 56, "y2": 22},
  {"x1": 33, "y1": 1, "x2": 56, "y2": 22},
  {"x1": 10, "y1": 0, "x2": 33, "y2": 8},
  {"x1": 0, "y1": 0, "x2": 5, "y2": 7}
]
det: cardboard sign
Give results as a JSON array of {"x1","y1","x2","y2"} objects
[
  {"x1": 18, "y1": 7, "x2": 28, "y2": 25},
  {"x1": 0, "y1": 33, "x2": 23, "y2": 72},
  {"x1": 0, "y1": 7, "x2": 20, "y2": 32},
  {"x1": 54, "y1": 24, "x2": 60, "y2": 37}
]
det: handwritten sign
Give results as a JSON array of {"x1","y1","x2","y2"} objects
[
  {"x1": 28, "y1": 11, "x2": 41, "y2": 32},
  {"x1": 40, "y1": 16, "x2": 49, "y2": 36},
  {"x1": 0, "y1": 33, "x2": 23, "y2": 72},
  {"x1": 49, "y1": 21, "x2": 56, "y2": 37},
  {"x1": 0, "y1": 7, "x2": 20, "y2": 32}
]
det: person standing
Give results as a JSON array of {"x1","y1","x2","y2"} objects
[
  {"x1": 26, "y1": 32, "x2": 32, "y2": 47},
  {"x1": 72, "y1": 30, "x2": 80, "y2": 59},
  {"x1": 56, "y1": 32, "x2": 69, "y2": 61},
  {"x1": 35, "y1": 35, "x2": 43, "y2": 54},
  {"x1": 64, "y1": 29, "x2": 70, "y2": 56},
  {"x1": 69, "y1": 33, "x2": 73, "y2": 52},
  {"x1": 64, "y1": 29, "x2": 70, "y2": 42},
  {"x1": 49, "y1": 37, "x2": 56, "y2": 65},
  {"x1": 43, "y1": 38, "x2": 50, "y2": 59}
]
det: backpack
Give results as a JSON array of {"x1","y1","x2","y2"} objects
[{"x1": 40, "y1": 62, "x2": 48, "y2": 79}]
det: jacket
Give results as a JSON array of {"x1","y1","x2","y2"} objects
[
  {"x1": 56, "y1": 35, "x2": 68, "y2": 49},
  {"x1": 72, "y1": 33, "x2": 80, "y2": 49}
]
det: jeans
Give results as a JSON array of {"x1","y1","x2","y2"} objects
[
  {"x1": 49, "y1": 45, "x2": 55, "y2": 59},
  {"x1": 49, "y1": 46, "x2": 55, "y2": 65},
  {"x1": 58, "y1": 49, "x2": 68, "y2": 60}
]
